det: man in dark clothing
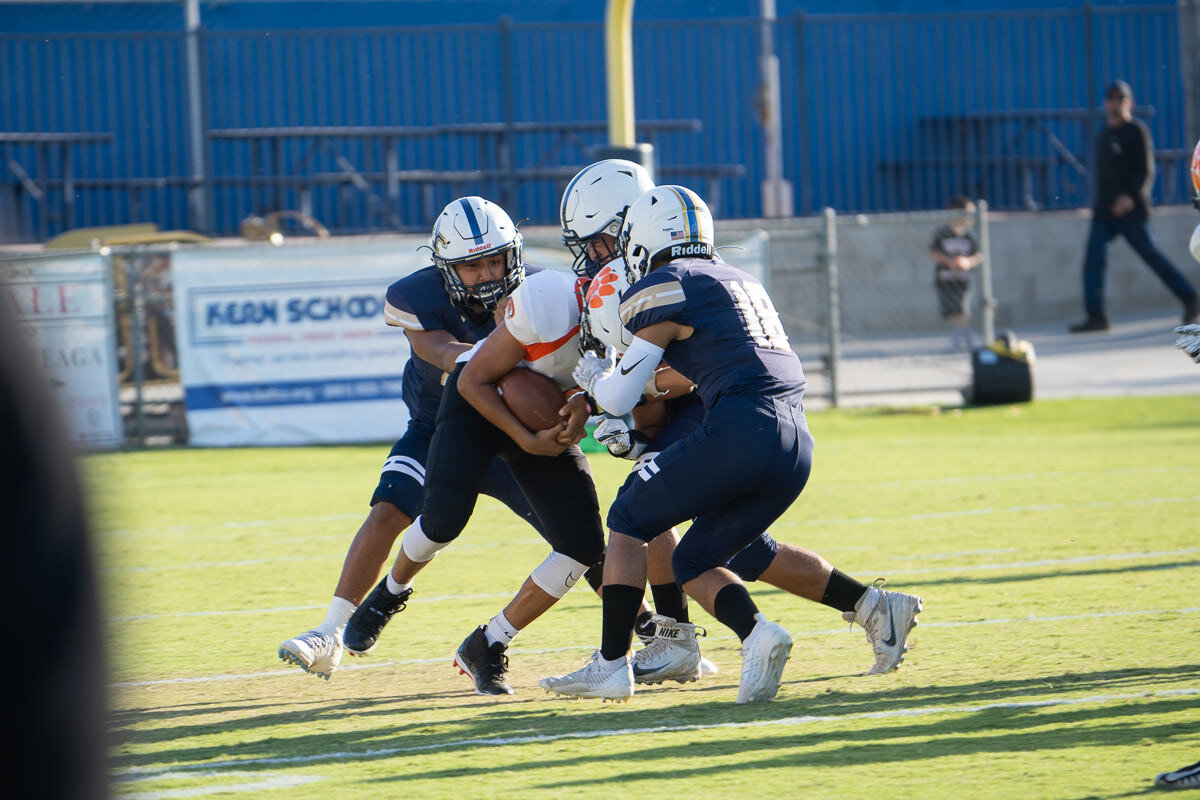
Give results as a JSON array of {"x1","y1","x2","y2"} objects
[{"x1": 1069, "y1": 80, "x2": 1199, "y2": 333}]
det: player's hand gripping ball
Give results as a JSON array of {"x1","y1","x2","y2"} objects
[{"x1": 497, "y1": 367, "x2": 568, "y2": 431}]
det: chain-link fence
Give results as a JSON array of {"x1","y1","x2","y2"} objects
[
  {"x1": 824, "y1": 203, "x2": 995, "y2": 406},
  {"x1": 726, "y1": 202, "x2": 994, "y2": 408},
  {"x1": 108, "y1": 246, "x2": 187, "y2": 446}
]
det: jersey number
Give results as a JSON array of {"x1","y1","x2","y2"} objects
[{"x1": 729, "y1": 281, "x2": 791, "y2": 352}]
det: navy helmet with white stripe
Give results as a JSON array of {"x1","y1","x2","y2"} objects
[
  {"x1": 431, "y1": 196, "x2": 524, "y2": 312},
  {"x1": 617, "y1": 185, "x2": 714, "y2": 285}
]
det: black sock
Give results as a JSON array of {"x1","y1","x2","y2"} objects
[
  {"x1": 820, "y1": 568, "x2": 869, "y2": 613},
  {"x1": 650, "y1": 582, "x2": 689, "y2": 623},
  {"x1": 712, "y1": 583, "x2": 760, "y2": 641},
  {"x1": 600, "y1": 584, "x2": 645, "y2": 661},
  {"x1": 583, "y1": 564, "x2": 605, "y2": 594}
]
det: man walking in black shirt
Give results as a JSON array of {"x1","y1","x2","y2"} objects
[{"x1": 1069, "y1": 80, "x2": 1199, "y2": 333}]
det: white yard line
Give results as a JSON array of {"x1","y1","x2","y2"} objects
[
  {"x1": 110, "y1": 604, "x2": 1200, "y2": 689},
  {"x1": 107, "y1": 545, "x2": 1200, "y2": 622},
  {"x1": 100, "y1": 495, "x2": 1200, "y2": 575},
  {"x1": 117, "y1": 770, "x2": 323, "y2": 798},
  {"x1": 113, "y1": 687, "x2": 1200, "y2": 777},
  {"x1": 100, "y1": 465, "x2": 1192, "y2": 540},
  {"x1": 784, "y1": 494, "x2": 1200, "y2": 528}
]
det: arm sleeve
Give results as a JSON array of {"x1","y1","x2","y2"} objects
[{"x1": 591, "y1": 336, "x2": 666, "y2": 416}]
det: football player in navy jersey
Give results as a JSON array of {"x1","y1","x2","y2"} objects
[
  {"x1": 278, "y1": 197, "x2": 555, "y2": 681},
  {"x1": 332, "y1": 196, "x2": 617, "y2": 697},
  {"x1": 542, "y1": 185, "x2": 924, "y2": 703}
]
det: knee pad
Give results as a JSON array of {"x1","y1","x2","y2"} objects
[
  {"x1": 400, "y1": 516, "x2": 451, "y2": 563},
  {"x1": 529, "y1": 551, "x2": 590, "y2": 599}
]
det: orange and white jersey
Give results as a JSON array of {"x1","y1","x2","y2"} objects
[{"x1": 503, "y1": 269, "x2": 583, "y2": 389}]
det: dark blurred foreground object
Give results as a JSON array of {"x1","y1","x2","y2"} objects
[
  {"x1": 0, "y1": 304, "x2": 109, "y2": 798},
  {"x1": 964, "y1": 330, "x2": 1035, "y2": 405}
]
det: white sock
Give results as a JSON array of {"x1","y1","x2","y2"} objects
[
  {"x1": 318, "y1": 596, "x2": 356, "y2": 637},
  {"x1": 483, "y1": 611, "x2": 520, "y2": 647},
  {"x1": 600, "y1": 653, "x2": 629, "y2": 669},
  {"x1": 386, "y1": 572, "x2": 412, "y2": 596}
]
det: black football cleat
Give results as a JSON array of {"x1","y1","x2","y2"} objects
[
  {"x1": 343, "y1": 580, "x2": 412, "y2": 656},
  {"x1": 1067, "y1": 316, "x2": 1110, "y2": 333},
  {"x1": 453, "y1": 626, "x2": 514, "y2": 695}
]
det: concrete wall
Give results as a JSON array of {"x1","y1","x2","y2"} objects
[{"x1": 715, "y1": 205, "x2": 1200, "y2": 339}]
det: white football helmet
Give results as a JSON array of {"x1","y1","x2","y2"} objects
[
  {"x1": 560, "y1": 159, "x2": 655, "y2": 278},
  {"x1": 618, "y1": 185, "x2": 714, "y2": 285},
  {"x1": 580, "y1": 263, "x2": 633, "y2": 356},
  {"x1": 431, "y1": 196, "x2": 523, "y2": 311}
]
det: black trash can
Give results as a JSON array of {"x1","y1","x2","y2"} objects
[{"x1": 965, "y1": 331, "x2": 1035, "y2": 405}]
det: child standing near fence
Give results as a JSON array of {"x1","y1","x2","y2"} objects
[{"x1": 930, "y1": 195, "x2": 982, "y2": 351}]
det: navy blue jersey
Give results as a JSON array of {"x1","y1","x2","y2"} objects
[
  {"x1": 383, "y1": 264, "x2": 543, "y2": 425},
  {"x1": 619, "y1": 256, "x2": 805, "y2": 408}
]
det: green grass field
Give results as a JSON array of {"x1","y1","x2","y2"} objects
[{"x1": 92, "y1": 395, "x2": 1200, "y2": 799}]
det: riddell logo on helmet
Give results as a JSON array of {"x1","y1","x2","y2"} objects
[
  {"x1": 468, "y1": 242, "x2": 493, "y2": 254},
  {"x1": 669, "y1": 243, "x2": 713, "y2": 258}
]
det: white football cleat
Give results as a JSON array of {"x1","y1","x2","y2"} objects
[
  {"x1": 540, "y1": 651, "x2": 634, "y2": 701},
  {"x1": 278, "y1": 629, "x2": 342, "y2": 681},
  {"x1": 699, "y1": 656, "x2": 719, "y2": 677},
  {"x1": 631, "y1": 615, "x2": 704, "y2": 685},
  {"x1": 736, "y1": 614, "x2": 793, "y2": 704},
  {"x1": 843, "y1": 580, "x2": 923, "y2": 675}
]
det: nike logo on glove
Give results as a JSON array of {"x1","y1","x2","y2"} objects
[{"x1": 619, "y1": 356, "x2": 647, "y2": 376}]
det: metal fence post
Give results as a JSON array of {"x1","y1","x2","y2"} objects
[
  {"x1": 822, "y1": 207, "x2": 840, "y2": 408},
  {"x1": 1082, "y1": 2, "x2": 1097, "y2": 205},
  {"x1": 792, "y1": 10, "x2": 812, "y2": 216},
  {"x1": 124, "y1": 251, "x2": 146, "y2": 447},
  {"x1": 498, "y1": 15, "x2": 517, "y2": 212},
  {"x1": 757, "y1": 0, "x2": 793, "y2": 217},
  {"x1": 976, "y1": 198, "x2": 995, "y2": 346},
  {"x1": 185, "y1": 0, "x2": 211, "y2": 233}
]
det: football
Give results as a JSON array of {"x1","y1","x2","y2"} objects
[{"x1": 497, "y1": 366, "x2": 568, "y2": 432}]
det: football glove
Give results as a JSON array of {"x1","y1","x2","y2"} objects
[
  {"x1": 572, "y1": 345, "x2": 616, "y2": 397},
  {"x1": 1175, "y1": 324, "x2": 1200, "y2": 364},
  {"x1": 593, "y1": 414, "x2": 649, "y2": 460}
]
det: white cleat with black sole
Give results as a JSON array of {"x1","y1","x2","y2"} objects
[{"x1": 843, "y1": 580, "x2": 923, "y2": 675}]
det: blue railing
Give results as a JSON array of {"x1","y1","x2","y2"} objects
[{"x1": 0, "y1": 4, "x2": 1189, "y2": 242}]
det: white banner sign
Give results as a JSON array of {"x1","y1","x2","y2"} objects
[
  {"x1": 172, "y1": 240, "x2": 429, "y2": 446},
  {"x1": 0, "y1": 251, "x2": 122, "y2": 449}
]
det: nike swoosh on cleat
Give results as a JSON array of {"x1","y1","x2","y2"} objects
[
  {"x1": 881, "y1": 605, "x2": 898, "y2": 647},
  {"x1": 632, "y1": 663, "x2": 665, "y2": 677},
  {"x1": 619, "y1": 356, "x2": 647, "y2": 376}
]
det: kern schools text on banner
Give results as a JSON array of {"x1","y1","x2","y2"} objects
[{"x1": 172, "y1": 241, "x2": 428, "y2": 446}]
